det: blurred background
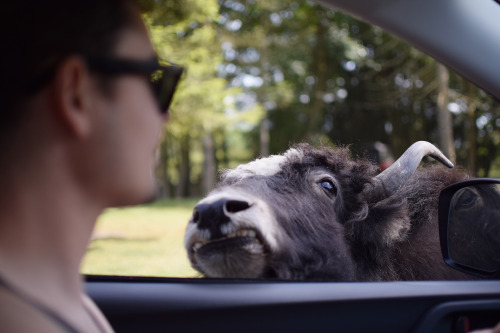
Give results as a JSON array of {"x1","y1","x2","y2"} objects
[
  {"x1": 83, "y1": 0, "x2": 500, "y2": 277},
  {"x1": 142, "y1": 0, "x2": 500, "y2": 200}
]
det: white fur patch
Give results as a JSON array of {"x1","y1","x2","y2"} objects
[
  {"x1": 223, "y1": 148, "x2": 304, "y2": 181},
  {"x1": 185, "y1": 188, "x2": 283, "y2": 252},
  {"x1": 185, "y1": 148, "x2": 305, "y2": 257}
]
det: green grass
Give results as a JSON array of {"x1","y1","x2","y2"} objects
[{"x1": 81, "y1": 199, "x2": 201, "y2": 278}]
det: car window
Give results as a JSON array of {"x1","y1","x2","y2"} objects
[{"x1": 81, "y1": 0, "x2": 500, "y2": 279}]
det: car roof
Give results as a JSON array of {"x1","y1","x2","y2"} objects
[{"x1": 317, "y1": 0, "x2": 500, "y2": 100}]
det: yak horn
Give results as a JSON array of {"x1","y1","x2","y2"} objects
[{"x1": 364, "y1": 141, "x2": 454, "y2": 203}]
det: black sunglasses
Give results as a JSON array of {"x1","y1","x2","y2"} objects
[{"x1": 86, "y1": 56, "x2": 184, "y2": 114}]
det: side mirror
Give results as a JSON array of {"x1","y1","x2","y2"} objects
[{"x1": 438, "y1": 179, "x2": 500, "y2": 278}]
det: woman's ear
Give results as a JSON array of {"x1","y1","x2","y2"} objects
[{"x1": 48, "y1": 56, "x2": 93, "y2": 139}]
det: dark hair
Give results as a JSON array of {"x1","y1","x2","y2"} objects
[{"x1": 0, "y1": 0, "x2": 139, "y2": 128}]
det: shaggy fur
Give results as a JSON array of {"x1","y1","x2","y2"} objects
[{"x1": 186, "y1": 143, "x2": 476, "y2": 281}]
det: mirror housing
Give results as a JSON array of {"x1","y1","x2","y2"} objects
[{"x1": 439, "y1": 179, "x2": 500, "y2": 278}]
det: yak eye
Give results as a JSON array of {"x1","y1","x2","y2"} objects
[
  {"x1": 456, "y1": 189, "x2": 476, "y2": 209},
  {"x1": 318, "y1": 179, "x2": 337, "y2": 196}
]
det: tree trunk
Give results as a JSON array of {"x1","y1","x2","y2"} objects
[
  {"x1": 306, "y1": 12, "x2": 328, "y2": 142},
  {"x1": 202, "y1": 132, "x2": 217, "y2": 195},
  {"x1": 158, "y1": 138, "x2": 171, "y2": 199},
  {"x1": 465, "y1": 82, "x2": 477, "y2": 176},
  {"x1": 176, "y1": 136, "x2": 191, "y2": 198},
  {"x1": 436, "y1": 63, "x2": 456, "y2": 164},
  {"x1": 259, "y1": 11, "x2": 271, "y2": 157},
  {"x1": 260, "y1": 119, "x2": 270, "y2": 157}
]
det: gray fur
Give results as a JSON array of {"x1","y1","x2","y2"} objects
[{"x1": 185, "y1": 143, "x2": 475, "y2": 281}]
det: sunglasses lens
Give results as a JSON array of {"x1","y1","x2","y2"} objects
[{"x1": 151, "y1": 66, "x2": 183, "y2": 114}]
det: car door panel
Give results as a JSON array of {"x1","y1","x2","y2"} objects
[{"x1": 86, "y1": 277, "x2": 500, "y2": 332}]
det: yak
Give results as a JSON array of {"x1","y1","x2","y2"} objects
[{"x1": 184, "y1": 141, "x2": 476, "y2": 281}]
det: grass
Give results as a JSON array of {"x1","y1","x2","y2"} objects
[{"x1": 81, "y1": 199, "x2": 201, "y2": 278}]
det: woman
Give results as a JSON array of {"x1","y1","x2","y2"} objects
[{"x1": 0, "y1": 0, "x2": 181, "y2": 331}]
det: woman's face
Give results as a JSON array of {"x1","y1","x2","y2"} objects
[{"x1": 85, "y1": 18, "x2": 169, "y2": 207}]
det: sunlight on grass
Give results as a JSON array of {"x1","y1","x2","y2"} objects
[{"x1": 81, "y1": 199, "x2": 201, "y2": 278}]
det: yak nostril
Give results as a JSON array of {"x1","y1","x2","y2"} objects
[
  {"x1": 225, "y1": 200, "x2": 250, "y2": 214},
  {"x1": 191, "y1": 199, "x2": 248, "y2": 229},
  {"x1": 192, "y1": 208, "x2": 201, "y2": 223}
]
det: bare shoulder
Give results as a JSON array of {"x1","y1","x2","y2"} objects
[{"x1": 0, "y1": 287, "x2": 68, "y2": 332}]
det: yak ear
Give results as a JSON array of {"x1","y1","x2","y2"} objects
[{"x1": 345, "y1": 195, "x2": 410, "y2": 247}]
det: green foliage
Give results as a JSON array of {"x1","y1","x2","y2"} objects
[
  {"x1": 146, "y1": 0, "x2": 499, "y2": 197},
  {"x1": 139, "y1": 0, "x2": 218, "y2": 26},
  {"x1": 218, "y1": 0, "x2": 499, "y2": 171},
  {"x1": 144, "y1": 0, "x2": 266, "y2": 196}
]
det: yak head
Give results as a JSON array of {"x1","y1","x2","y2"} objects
[{"x1": 184, "y1": 141, "x2": 453, "y2": 280}]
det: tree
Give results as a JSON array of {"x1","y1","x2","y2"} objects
[
  {"x1": 436, "y1": 63, "x2": 456, "y2": 163},
  {"x1": 146, "y1": 1, "x2": 234, "y2": 196},
  {"x1": 144, "y1": 0, "x2": 500, "y2": 197}
]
